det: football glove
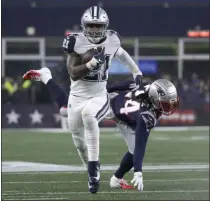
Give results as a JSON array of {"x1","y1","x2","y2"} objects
[
  {"x1": 134, "y1": 74, "x2": 143, "y2": 88},
  {"x1": 131, "y1": 171, "x2": 144, "y2": 191},
  {"x1": 86, "y1": 47, "x2": 106, "y2": 71},
  {"x1": 93, "y1": 46, "x2": 106, "y2": 65},
  {"x1": 129, "y1": 83, "x2": 140, "y2": 92}
]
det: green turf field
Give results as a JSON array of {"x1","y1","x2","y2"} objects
[{"x1": 2, "y1": 128, "x2": 209, "y2": 200}]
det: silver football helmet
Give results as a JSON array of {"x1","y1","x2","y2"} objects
[
  {"x1": 148, "y1": 79, "x2": 179, "y2": 115},
  {"x1": 81, "y1": 6, "x2": 109, "y2": 43}
]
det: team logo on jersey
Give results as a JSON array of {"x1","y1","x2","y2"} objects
[{"x1": 141, "y1": 111, "x2": 156, "y2": 130}]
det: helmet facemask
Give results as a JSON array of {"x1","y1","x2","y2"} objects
[
  {"x1": 82, "y1": 23, "x2": 107, "y2": 43},
  {"x1": 158, "y1": 96, "x2": 179, "y2": 115},
  {"x1": 148, "y1": 80, "x2": 179, "y2": 116},
  {"x1": 81, "y1": 6, "x2": 109, "y2": 43}
]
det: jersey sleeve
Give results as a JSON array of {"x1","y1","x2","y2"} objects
[
  {"x1": 62, "y1": 34, "x2": 77, "y2": 55},
  {"x1": 133, "y1": 111, "x2": 156, "y2": 172}
]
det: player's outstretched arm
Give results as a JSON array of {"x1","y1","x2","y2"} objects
[
  {"x1": 107, "y1": 80, "x2": 136, "y2": 93},
  {"x1": 115, "y1": 47, "x2": 143, "y2": 86},
  {"x1": 131, "y1": 113, "x2": 151, "y2": 191}
]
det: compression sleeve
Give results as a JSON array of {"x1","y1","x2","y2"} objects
[{"x1": 115, "y1": 47, "x2": 142, "y2": 77}]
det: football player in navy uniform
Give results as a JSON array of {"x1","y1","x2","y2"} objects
[
  {"x1": 106, "y1": 79, "x2": 179, "y2": 190},
  {"x1": 23, "y1": 67, "x2": 179, "y2": 191}
]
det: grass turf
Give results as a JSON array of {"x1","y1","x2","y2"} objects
[{"x1": 2, "y1": 129, "x2": 209, "y2": 200}]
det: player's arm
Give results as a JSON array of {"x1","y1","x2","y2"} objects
[
  {"x1": 133, "y1": 111, "x2": 156, "y2": 172},
  {"x1": 107, "y1": 80, "x2": 136, "y2": 93},
  {"x1": 107, "y1": 81, "x2": 150, "y2": 93},
  {"x1": 62, "y1": 34, "x2": 91, "y2": 81},
  {"x1": 131, "y1": 111, "x2": 156, "y2": 191},
  {"x1": 115, "y1": 47, "x2": 143, "y2": 86},
  {"x1": 66, "y1": 53, "x2": 90, "y2": 81},
  {"x1": 63, "y1": 34, "x2": 106, "y2": 81},
  {"x1": 66, "y1": 47, "x2": 106, "y2": 81}
]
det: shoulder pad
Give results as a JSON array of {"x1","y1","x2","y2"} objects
[
  {"x1": 140, "y1": 111, "x2": 157, "y2": 130},
  {"x1": 107, "y1": 30, "x2": 121, "y2": 42},
  {"x1": 62, "y1": 34, "x2": 77, "y2": 54}
]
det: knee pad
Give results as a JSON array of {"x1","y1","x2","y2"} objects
[
  {"x1": 82, "y1": 108, "x2": 98, "y2": 130},
  {"x1": 81, "y1": 107, "x2": 93, "y2": 119}
]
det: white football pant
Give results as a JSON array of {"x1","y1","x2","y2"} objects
[
  {"x1": 116, "y1": 121, "x2": 135, "y2": 154},
  {"x1": 68, "y1": 93, "x2": 109, "y2": 166}
]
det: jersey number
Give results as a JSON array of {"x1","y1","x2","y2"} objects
[
  {"x1": 120, "y1": 99, "x2": 140, "y2": 115},
  {"x1": 62, "y1": 38, "x2": 69, "y2": 49},
  {"x1": 82, "y1": 54, "x2": 111, "y2": 82}
]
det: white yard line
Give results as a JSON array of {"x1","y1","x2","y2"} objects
[
  {"x1": 2, "y1": 126, "x2": 209, "y2": 133},
  {"x1": 2, "y1": 190, "x2": 209, "y2": 196},
  {"x1": 2, "y1": 178, "x2": 209, "y2": 184},
  {"x1": 3, "y1": 168, "x2": 209, "y2": 175},
  {"x1": 2, "y1": 162, "x2": 209, "y2": 173}
]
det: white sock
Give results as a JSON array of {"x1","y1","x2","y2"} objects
[
  {"x1": 77, "y1": 147, "x2": 88, "y2": 169},
  {"x1": 42, "y1": 75, "x2": 52, "y2": 85},
  {"x1": 83, "y1": 116, "x2": 99, "y2": 161},
  {"x1": 71, "y1": 130, "x2": 88, "y2": 169},
  {"x1": 40, "y1": 67, "x2": 52, "y2": 84}
]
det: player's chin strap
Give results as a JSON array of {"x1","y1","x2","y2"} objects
[{"x1": 115, "y1": 47, "x2": 143, "y2": 81}]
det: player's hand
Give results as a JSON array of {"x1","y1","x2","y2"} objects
[
  {"x1": 93, "y1": 46, "x2": 105, "y2": 64},
  {"x1": 131, "y1": 172, "x2": 144, "y2": 191},
  {"x1": 129, "y1": 83, "x2": 139, "y2": 92},
  {"x1": 86, "y1": 47, "x2": 106, "y2": 71},
  {"x1": 134, "y1": 74, "x2": 143, "y2": 88}
]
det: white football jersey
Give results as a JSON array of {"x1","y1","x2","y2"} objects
[{"x1": 62, "y1": 30, "x2": 121, "y2": 98}]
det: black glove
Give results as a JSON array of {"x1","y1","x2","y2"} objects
[{"x1": 134, "y1": 74, "x2": 143, "y2": 87}]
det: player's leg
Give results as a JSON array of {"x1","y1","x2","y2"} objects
[
  {"x1": 61, "y1": 116, "x2": 69, "y2": 131},
  {"x1": 81, "y1": 94, "x2": 109, "y2": 193},
  {"x1": 23, "y1": 67, "x2": 68, "y2": 109},
  {"x1": 110, "y1": 122, "x2": 135, "y2": 189},
  {"x1": 68, "y1": 95, "x2": 89, "y2": 169},
  {"x1": 23, "y1": 67, "x2": 88, "y2": 168}
]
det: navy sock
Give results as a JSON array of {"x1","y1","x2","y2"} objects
[
  {"x1": 114, "y1": 152, "x2": 133, "y2": 179},
  {"x1": 88, "y1": 161, "x2": 99, "y2": 177},
  {"x1": 46, "y1": 79, "x2": 68, "y2": 108}
]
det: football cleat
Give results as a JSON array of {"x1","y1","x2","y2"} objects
[
  {"x1": 23, "y1": 67, "x2": 52, "y2": 84},
  {"x1": 88, "y1": 162, "x2": 100, "y2": 194},
  {"x1": 110, "y1": 175, "x2": 134, "y2": 189},
  {"x1": 23, "y1": 70, "x2": 41, "y2": 81}
]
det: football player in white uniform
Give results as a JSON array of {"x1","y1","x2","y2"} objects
[{"x1": 61, "y1": 6, "x2": 143, "y2": 193}]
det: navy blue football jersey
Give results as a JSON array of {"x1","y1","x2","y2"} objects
[
  {"x1": 110, "y1": 84, "x2": 161, "y2": 131},
  {"x1": 110, "y1": 83, "x2": 161, "y2": 172}
]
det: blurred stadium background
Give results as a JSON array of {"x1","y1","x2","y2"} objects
[{"x1": 1, "y1": 0, "x2": 209, "y2": 200}]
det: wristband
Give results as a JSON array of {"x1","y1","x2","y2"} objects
[{"x1": 86, "y1": 58, "x2": 98, "y2": 70}]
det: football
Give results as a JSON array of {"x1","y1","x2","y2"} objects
[{"x1": 81, "y1": 47, "x2": 102, "y2": 63}]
